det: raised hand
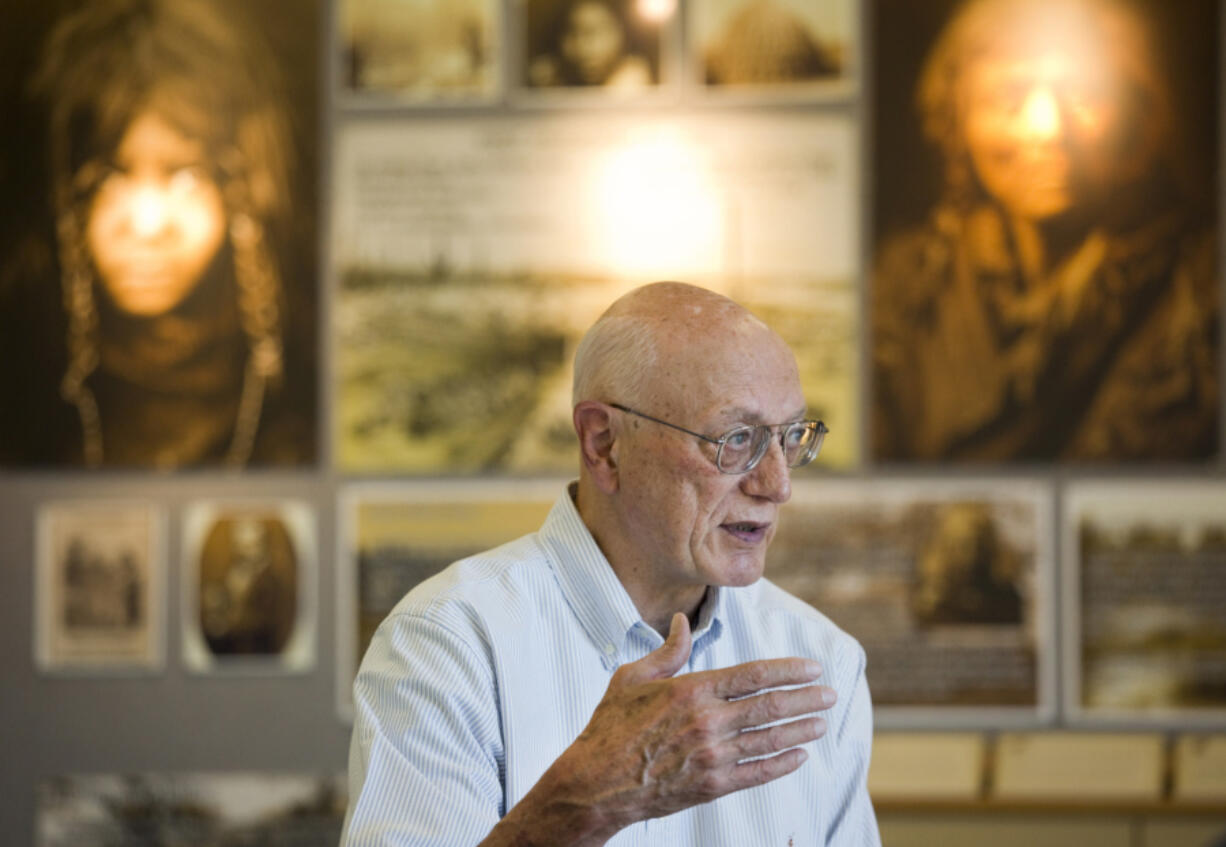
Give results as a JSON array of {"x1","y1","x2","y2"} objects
[{"x1": 486, "y1": 612, "x2": 836, "y2": 846}]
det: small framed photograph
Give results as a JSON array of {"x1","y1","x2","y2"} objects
[
  {"x1": 1064, "y1": 481, "x2": 1226, "y2": 725},
  {"x1": 38, "y1": 772, "x2": 347, "y2": 845},
  {"x1": 35, "y1": 501, "x2": 165, "y2": 673},
  {"x1": 339, "y1": 0, "x2": 502, "y2": 104},
  {"x1": 336, "y1": 481, "x2": 557, "y2": 720},
  {"x1": 690, "y1": 0, "x2": 856, "y2": 97},
  {"x1": 181, "y1": 500, "x2": 317, "y2": 674},
  {"x1": 517, "y1": 0, "x2": 674, "y2": 99},
  {"x1": 769, "y1": 478, "x2": 1056, "y2": 727}
]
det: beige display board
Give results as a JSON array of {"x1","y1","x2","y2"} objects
[
  {"x1": 333, "y1": 113, "x2": 859, "y2": 473},
  {"x1": 1063, "y1": 481, "x2": 1226, "y2": 725},
  {"x1": 993, "y1": 732, "x2": 1166, "y2": 803},
  {"x1": 335, "y1": 480, "x2": 558, "y2": 720},
  {"x1": 34, "y1": 501, "x2": 165, "y2": 673},
  {"x1": 1173, "y1": 735, "x2": 1226, "y2": 803},
  {"x1": 181, "y1": 500, "x2": 318, "y2": 674},
  {"x1": 768, "y1": 478, "x2": 1055, "y2": 726},
  {"x1": 868, "y1": 732, "x2": 986, "y2": 801}
]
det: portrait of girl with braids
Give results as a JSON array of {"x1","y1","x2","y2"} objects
[{"x1": 0, "y1": 0, "x2": 317, "y2": 468}]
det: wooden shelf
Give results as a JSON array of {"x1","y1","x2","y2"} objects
[{"x1": 874, "y1": 798, "x2": 1226, "y2": 817}]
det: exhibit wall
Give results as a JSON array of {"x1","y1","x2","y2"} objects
[{"x1": 1, "y1": 0, "x2": 1224, "y2": 844}]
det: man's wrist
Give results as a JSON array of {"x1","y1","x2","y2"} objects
[{"x1": 481, "y1": 761, "x2": 621, "y2": 847}]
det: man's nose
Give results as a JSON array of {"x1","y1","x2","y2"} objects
[
  {"x1": 741, "y1": 435, "x2": 791, "y2": 504},
  {"x1": 1019, "y1": 85, "x2": 1064, "y2": 141}
]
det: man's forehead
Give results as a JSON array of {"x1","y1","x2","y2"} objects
[
  {"x1": 650, "y1": 304, "x2": 772, "y2": 350},
  {"x1": 601, "y1": 281, "x2": 801, "y2": 404},
  {"x1": 645, "y1": 338, "x2": 804, "y2": 421}
]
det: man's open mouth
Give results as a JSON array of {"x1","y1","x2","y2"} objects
[{"x1": 722, "y1": 521, "x2": 769, "y2": 542}]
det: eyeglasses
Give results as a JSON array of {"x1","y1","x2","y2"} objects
[{"x1": 609, "y1": 402, "x2": 828, "y2": 475}]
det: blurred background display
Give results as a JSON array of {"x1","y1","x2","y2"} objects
[{"x1": 1, "y1": 1, "x2": 1223, "y2": 845}]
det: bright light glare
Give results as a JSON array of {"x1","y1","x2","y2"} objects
[
  {"x1": 636, "y1": 0, "x2": 676, "y2": 23},
  {"x1": 131, "y1": 188, "x2": 169, "y2": 236},
  {"x1": 1020, "y1": 86, "x2": 1061, "y2": 138},
  {"x1": 593, "y1": 133, "x2": 722, "y2": 277}
]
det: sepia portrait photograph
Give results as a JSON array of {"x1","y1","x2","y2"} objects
[
  {"x1": 336, "y1": 482, "x2": 556, "y2": 718},
  {"x1": 767, "y1": 480, "x2": 1054, "y2": 723},
  {"x1": 520, "y1": 0, "x2": 670, "y2": 94},
  {"x1": 340, "y1": 0, "x2": 501, "y2": 103},
  {"x1": 870, "y1": 0, "x2": 1219, "y2": 462},
  {"x1": 35, "y1": 501, "x2": 164, "y2": 672},
  {"x1": 0, "y1": 0, "x2": 319, "y2": 469},
  {"x1": 181, "y1": 500, "x2": 317, "y2": 673},
  {"x1": 1064, "y1": 482, "x2": 1226, "y2": 724},
  {"x1": 38, "y1": 772, "x2": 346, "y2": 847},
  {"x1": 334, "y1": 114, "x2": 858, "y2": 473},
  {"x1": 691, "y1": 0, "x2": 854, "y2": 94}
]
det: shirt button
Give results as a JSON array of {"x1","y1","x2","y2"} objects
[{"x1": 603, "y1": 643, "x2": 616, "y2": 657}]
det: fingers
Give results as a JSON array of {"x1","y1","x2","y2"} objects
[
  {"x1": 734, "y1": 684, "x2": 836, "y2": 730},
  {"x1": 567, "y1": 639, "x2": 834, "y2": 826},
  {"x1": 619, "y1": 612, "x2": 692, "y2": 684},
  {"x1": 727, "y1": 747, "x2": 809, "y2": 794},
  {"x1": 704, "y1": 657, "x2": 823, "y2": 700},
  {"x1": 731, "y1": 716, "x2": 826, "y2": 761}
]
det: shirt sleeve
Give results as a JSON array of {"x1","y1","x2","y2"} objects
[
  {"x1": 341, "y1": 610, "x2": 505, "y2": 847},
  {"x1": 823, "y1": 644, "x2": 882, "y2": 847}
]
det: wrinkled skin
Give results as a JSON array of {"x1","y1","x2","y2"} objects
[{"x1": 485, "y1": 614, "x2": 833, "y2": 845}]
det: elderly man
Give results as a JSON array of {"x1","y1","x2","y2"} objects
[{"x1": 343, "y1": 282, "x2": 880, "y2": 845}]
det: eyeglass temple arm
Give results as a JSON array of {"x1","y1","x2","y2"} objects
[{"x1": 607, "y1": 403, "x2": 723, "y2": 445}]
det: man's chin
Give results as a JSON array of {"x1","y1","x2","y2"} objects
[{"x1": 708, "y1": 553, "x2": 767, "y2": 588}]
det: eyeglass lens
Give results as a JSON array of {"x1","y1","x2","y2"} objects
[{"x1": 717, "y1": 422, "x2": 824, "y2": 473}]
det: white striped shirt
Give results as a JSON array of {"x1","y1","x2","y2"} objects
[{"x1": 343, "y1": 486, "x2": 881, "y2": 846}]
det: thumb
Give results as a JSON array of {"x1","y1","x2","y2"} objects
[{"x1": 625, "y1": 612, "x2": 692, "y2": 682}]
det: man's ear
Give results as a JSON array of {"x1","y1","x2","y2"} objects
[{"x1": 573, "y1": 401, "x2": 619, "y2": 494}]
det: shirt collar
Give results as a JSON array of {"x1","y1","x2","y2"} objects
[{"x1": 538, "y1": 483, "x2": 724, "y2": 666}]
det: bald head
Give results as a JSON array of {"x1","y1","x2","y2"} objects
[{"x1": 572, "y1": 282, "x2": 782, "y2": 408}]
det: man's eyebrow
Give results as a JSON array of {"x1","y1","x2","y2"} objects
[{"x1": 720, "y1": 406, "x2": 809, "y2": 425}]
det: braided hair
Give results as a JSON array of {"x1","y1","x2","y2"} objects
[{"x1": 31, "y1": 0, "x2": 292, "y2": 466}]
